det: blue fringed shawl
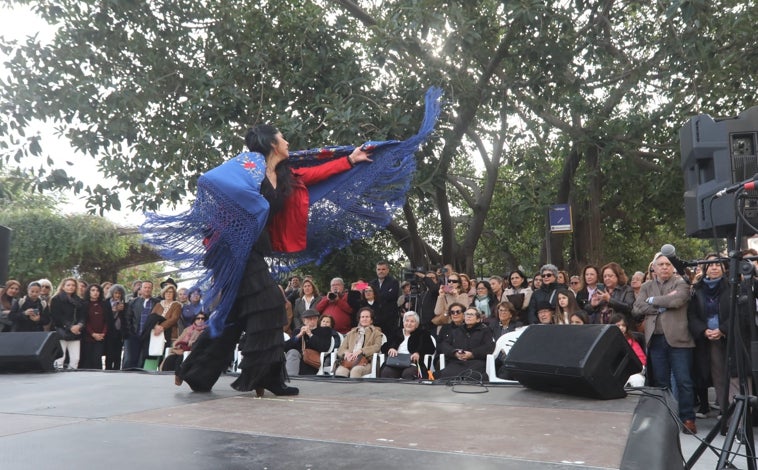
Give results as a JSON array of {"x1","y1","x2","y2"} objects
[{"x1": 141, "y1": 87, "x2": 443, "y2": 336}]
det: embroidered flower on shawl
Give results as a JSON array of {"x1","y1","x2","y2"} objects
[{"x1": 237, "y1": 153, "x2": 265, "y2": 179}]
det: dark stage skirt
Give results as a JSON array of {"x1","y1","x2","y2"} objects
[{"x1": 178, "y1": 250, "x2": 287, "y2": 392}]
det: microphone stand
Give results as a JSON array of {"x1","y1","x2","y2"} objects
[{"x1": 686, "y1": 189, "x2": 757, "y2": 470}]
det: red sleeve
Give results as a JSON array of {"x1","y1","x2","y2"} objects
[{"x1": 292, "y1": 157, "x2": 352, "y2": 187}]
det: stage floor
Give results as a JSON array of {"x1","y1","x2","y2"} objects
[{"x1": 0, "y1": 371, "x2": 740, "y2": 469}]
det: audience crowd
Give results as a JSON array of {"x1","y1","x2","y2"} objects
[{"x1": 2, "y1": 251, "x2": 751, "y2": 435}]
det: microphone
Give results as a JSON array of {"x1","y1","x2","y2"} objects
[
  {"x1": 714, "y1": 174, "x2": 758, "y2": 198},
  {"x1": 660, "y1": 244, "x2": 688, "y2": 276}
]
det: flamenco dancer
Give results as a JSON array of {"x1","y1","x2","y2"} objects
[{"x1": 141, "y1": 88, "x2": 442, "y2": 395}]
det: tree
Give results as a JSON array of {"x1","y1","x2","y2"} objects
[{"x1": 2, "y1": 0, "x2": 755, "y2": 279}]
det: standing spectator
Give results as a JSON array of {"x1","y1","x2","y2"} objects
[
  {"x1": 80, "y1": 284, "x2": 110, "y2": 369},
  {"x1": 575, "y1": 265, "x2": 602, "y2": 310},
  {"x1": 471, "y1": 280, "x2": 497, "y2": 320},
  {"x1": 488, "y1": 275, "x2": 505, "y2": 302},
  {"x1": 149, "y1": 284, "x2": 183, "y2": 348},
  {"x1": 124, "y1": 280, "x2": 159, "y2": 369},
  {"x1": 9, "y1": 281, "x2": 50, "y2": 332},
  {"x1": 180, "y1": 287, "x2": 204, "y2": 331},
  {"x1": 504, "y1": 269, "x2": 532, "y2": 324},
  {"x1": 526, "y1": 264, "x2": 564, "y2": 324},
  {"x1": 633, "y1": 252, "x2": 696, "y2": 434},
  {"x1": 349, "y1": 283, "x2": 382, "y2": 328},
  {"x1": 50, "y1": 277, "x2": 85, "y2": 369},
  {"x1": 334, "y1": 307, "x2": 384, "y2": 378},
  {"x1": 127, "y1": 280, "x2": 142, "y2": 302},
  {"x1": 0, "y1": 280, "x2": 21, "y2": 332},
  {"x1": 105, "y1": 284, "x2": 128, "y2": 371},
  {"x1": 316, "y1": 277, "x2": 353, "y2": 334},
  {"x1": 37, "y1": 279, "x2": 53, "y2": 303},
  {"x1": 688, "y1": 254, "x2": 731, "y2": 418},
  {"x1": 101, "y1": 282, "x2": 113, "y2": 298},
  {"x1": 77, "y1": 280, "x2": 88, "y2": 300},
  {"x1": 587, "y1": 262, "x2": 635, "y2": 325},
  {"x1": 369, "y1": 260, "x2": 400, "y2": 339},
  {"x1": 284, "y1": 275, "x2": 302, "y2": 304},
  {"x1": 531, "y1": 273, "x2": 543, "y2": 290},
  {"x1": 630, "y1": 271, "x2": 645, "y2": 299},
  {"x1": 432, "y1": 273, "x2": 470, "y2": 333},
  {"x1": 568, "y1": 275, "x2": 582, "y2": 295},
  {"x1": 292, "y1": 279, "x2": 321, "y2": 332},
  {"x1": 177, "y1": 287, "x2": 189, "y2": 307}
]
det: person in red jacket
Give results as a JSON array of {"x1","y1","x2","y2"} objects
[{"x1": 316, "y1": 278, "x2": 353, "y2": 334}]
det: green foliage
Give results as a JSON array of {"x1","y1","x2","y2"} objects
[{"x1": 2, "y1": 0, "x2": 757, "y2": 281}]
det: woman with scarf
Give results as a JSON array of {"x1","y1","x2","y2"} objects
[
  {"x1": 471, "y1": 280, "x2": 497, "y2": 320},
  {"x1": 688, "y1": 254, "x2": 731, "y2": 417},
  {"x1": 162, "y1": 312, "x2": 208, "y2": 374},
  {"x1": 142, "y1": 88, "x2": 442, "y2": 395}
]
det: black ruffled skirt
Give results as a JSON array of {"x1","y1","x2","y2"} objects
[{"x1": 178, "y1": 250, "x2": 287, "y2": 392}]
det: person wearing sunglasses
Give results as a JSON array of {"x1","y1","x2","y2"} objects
[
  {"x1": 526, "y1": 264, "x2": 566, "y2": 325},
  {"x1": 436, "y1": 307, "x2": 495, "y2": 380},
  {"x1": 431, "y1": 274, "x2": 470, "y2": 333},
  {"x1": 161, "y1": 313, "x2": 208, "y2": 377}
]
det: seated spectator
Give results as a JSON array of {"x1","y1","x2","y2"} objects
[
  {"x1": 630, "y1": 271, "x2": 645, "y2": 299},
  {"x1": 569, "y1": 311, "x2": 590, "y2": 325},
  {"x1": 436, "y1": 307, "x2": 495, "y2": 380},
  {"x1": 80, "y1": 284, "x2": 111, "y2": 369},
  {"x1": 526, "y1": 264, "x2": 564, "y2": 324},
  {"x1": 535, "y1": 301, "x2": 554, "y2": 324},
  {"x1": 284, "y1": 309, "x2": 333, "y2": 376},
  {"x1": 568, "y1": 275, "x2": 582, "y2": 295},
  {"x1": 554, "y1": 288, "x2": 581, "y2": 325},
  {"x1": 334, "y1": 307, "x2": 383, "y2": 378},
  {"x1": 610, "y1": 313, "x2": 646, "y2": 387},
  {"x1": 316, "y1": 277, "x2": 353, "y2": 334},
  {"x1": 459, "y1": 274, "x2": 475, "y2": 301},
  {"x1": 319, "y1": 314, "x2": 342, "y2": 350},
  {"x1": 380, "y1": 311, "x2": 435, "y2": 380},
  {"x1": 161, "y1": 313, "x2": 208, "y2": 380},
  {"x1": 490, "y1": 301, "x2": 521, "y2": 340},
  {"x1": 488, "y1": 275, "x2": 505, "y2": 302},
  {"x1": 0, "y1": 279, "x2": 21, "y2": 332},
  {"x1": 9, "y1": 281, "x2": 50, "y2": 332}
]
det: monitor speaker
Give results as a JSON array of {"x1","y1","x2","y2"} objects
[
  {"x1": 0, "y1": 331, "x2": 63, "y2": 372},
  {"x1": 502, "y1": 324, "x2": 642, "y2": 400}
]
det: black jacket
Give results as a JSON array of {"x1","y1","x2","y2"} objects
[
  {"x1": 49, "y1": 292, "x2": 85, "y2": 338},
  {"x1": 438, "y1": 322, "x2": 494, "y2": 360},
  {"x1": 381, "y1": 328, "x2": 436, "y2": 357},
  {"x1": 9, "y1": 296, "x2": 50, "y2": 332},
  {"x1": 527, "y1": 282, "x2": 567, "y2": 324}
]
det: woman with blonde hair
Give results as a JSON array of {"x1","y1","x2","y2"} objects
[{"x1": 50, "y1": 277, "x2": 85, "y2": 369}]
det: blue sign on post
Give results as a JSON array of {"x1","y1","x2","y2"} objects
[{"x1": 549, "y1": 204, "x2": 572, "y2": 233}]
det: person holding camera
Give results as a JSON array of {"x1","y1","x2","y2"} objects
[
  {"x1": 431, "y1": 272, "x2": 470, "y2": 334},
  {"x1": 316, "y1": 277, "x2": 353, "y2": 334},
  {"x1": 9, "y1": 281, "x2": 50, "y2": 332}
]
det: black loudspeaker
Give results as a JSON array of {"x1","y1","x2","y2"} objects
[
  {"x1": 0, "y1": 332, "x2": 63, "y2": 372},
  {"x1": 502, "y1": 324, "x2": 642, "y2": 400}
]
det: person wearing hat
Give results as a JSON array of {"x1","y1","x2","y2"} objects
[
  {"x1": 283, "y1": 309, "x2": 333, "y2": 376},
  {"x1": 160, "y1": 277, "x2": 178, "y2": 291},
  {"x1": 535, "y1": 300, "x2": 555, "y2": 324}
]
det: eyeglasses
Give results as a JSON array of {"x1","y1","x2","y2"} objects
[
  {"x1": 570, "y1": 281, "x2": 580, "y2": 285},
  {"x1": 448, "y1": 279, "x2": 461, "y2": 283},
  {"x1": 464, "y1": 312, "x2": 478, "y2": 317},
  {"x1": 450, "y1": 309, "x2": 463, "y2": 314},
  {"x1": 196, "y1": 317, "x2": 206, "y2": 321},
  {"x1": 541, "y1": 273, "x2": 554, "y2": 278}
]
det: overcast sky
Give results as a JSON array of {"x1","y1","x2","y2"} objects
[{"x1": 0, "y1": 4, "x2": 145, "y2": 227}]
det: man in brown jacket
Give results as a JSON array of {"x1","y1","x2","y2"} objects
[{"x1": 634, "y1": 252, "x2": 697, "y2": 434}]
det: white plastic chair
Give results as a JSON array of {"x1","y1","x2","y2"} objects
[
  {"x1": 485, "y1": 327, "x2": 527, "y2": 383},
  {"x1": 363, "y1": 334, "x2": 388, "y2": 378},
  {"x1": 316, "y1": 336, "x2": 336, "y2": 376},
  {"x1": 423, "y1": 336, "x2": 437, "y2": 373}
]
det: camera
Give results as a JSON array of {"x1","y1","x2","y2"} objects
[{"x1": 328, "y1": 292, "x2": 337, "y2": 301}]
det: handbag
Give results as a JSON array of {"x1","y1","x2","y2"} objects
[
  {"x1": 301, "y1": 337, "x2": 321, "y2": 369},
  {"x1": 341, "y1": 353, "x2": 368, "y2": 370},
  {"x1": 148, "y1": 331, "x2": 166, "y2": 356},
  {"x1": 385, "y1": 353, "x2": 412, "y2": 368},
  {"x1": 55, "y1": 326, "x2": 79, "y2": 341}
]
